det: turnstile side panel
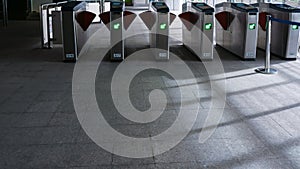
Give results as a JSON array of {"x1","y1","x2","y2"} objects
[
  {"x1": 62, "y1": 11, "x2": 78, "y2": 61},
  {"x1": 183, "y1": 5, "x2": 214, "y2": 60},
  {"x1": 230, "y1": 11, "x2": 246, "y2": 57},
  {"x1": 182, "y1": 11, "x2": 193, "y2": 55},
  {"x1": 110, "y1": 12, "x2": 124, "y2": 61},
  {"x1": 75, "y1": 20, "x2": 89, "y2": 54},
  {"x1": 52, "y1": 11, "x2": 63, "y2": 44},
  {"x1": 285, "y1": 13, "x2": 300, "y2": 58},
  {"x1": 42, "y1": 9, "x2": 49, "y2": 45},
  {"x1": 270, "y1": 11, "x2": 288, "y2": 57},
  {"x1": 216, "y1": 19, "x2": 224, "y2": 48},
  {"x1": 201, "y1": 14, "x2": 214, "y2": 60},
  {"x1": 244, "y1": 14, "x2": 258, "y2": 59},
  {"x1": 257, "y1": 24, "x2": 266, "y2": 50},
  {"x1": 157, "y1": 13, "x2": 169, "y2": 60},
  {"x1": 215, "y1": 4, "x2": 258, "y2": 60},
  {"x1": 151, "y1": 13, "x2": 169, "y2": 60}
]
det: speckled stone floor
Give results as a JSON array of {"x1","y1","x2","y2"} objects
[{"x1": 0, "y1": 16, "x2": 299, "y2": 169}]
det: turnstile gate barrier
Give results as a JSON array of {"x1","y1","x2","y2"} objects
[
  {"x1": 61, "y1": 1, "x2": 96, "y2": 62},
  {"x1": 110, "y1": 1, "x2": 124, "y2": 61},
  {"x1": 40, "y1": 1, "x2": 98, "y2": 62},
  {"x1": 139, "y1": 1, "x2": 176, "y2": 60},
  {"x1": 99, "y1": 1, "x2": 136, "y2": 61},
  {"x1": 215, "y1": 2, "x2": 258, "y2": 60},
  {"x1": 180, "y1": 2, "x2": 214, "y2": 60},
  {"x1": 253, "y1": 3, "x2": 300, "y2": 60}
]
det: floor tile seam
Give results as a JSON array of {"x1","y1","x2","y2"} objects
[
  {"x1": 268, "y1": 116, "x2": 293, "y2": 137},
  {"x1": 0, "y1": 142, "x2": 106, "y2": 147}
]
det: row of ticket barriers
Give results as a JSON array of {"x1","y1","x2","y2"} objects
[{"x1": 41, "y1": 1, "x2": 300, "y2": 62}]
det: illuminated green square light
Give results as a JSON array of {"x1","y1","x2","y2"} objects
[
  {"x1": 113, "y1": 23, "x2": 120, "y2": 30},
  {"x1": 292, "y1": 25, "x2": 298, "y2": 30},
  {"x1": 249, "y1": 23, "x2": 256, "y2": 30},
  {"x1": 160, "y1": 23, "x2": 167, "y2": 30},
  {"x1": 204, "y1": 23, "x2": 212, "y2": 30}
]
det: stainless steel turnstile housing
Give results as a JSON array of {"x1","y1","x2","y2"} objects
[
  {"x1": 149, "y1": 1, "x2": 170, "y2": 60},
  {"x1": 182, "y1": 2, "x2": 214, "y2": 60},
  {"x1": 215, "y1": 2, "x2": 258, "y2": 60},
  {"x1": 61, "y1": 1, "x2": 88, "y2": 61},
  {"x1": 110, "y1": 1, "x2": 125, "y2": 61},
  {"x1": 254, "y1": 3, "x2": 300, "y2": 59},
  {"x1": 41, "y1": 1, "x2": 97, "y2": 62}
]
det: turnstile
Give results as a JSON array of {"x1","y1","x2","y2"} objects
[
  {"x1": 253, "y1": 3, "x2": 300, "y2": 59},
  {"x1": 180, "y1": 2, "x2": 214, "y2": 60},
  {"x1": 61, "y1": 1, "x2": 96, "y2": 61},
  {"x1": 150, "y1": 1, "x2": 170, "y2": 60},
  {"x1": 110, "y1": 1, "x2": 124, "y2": 61},
  {"x1": 215, "y1": 2, "x2": 258, "y2": 60},
  {"x1": 40, "y1": 1, "x2": 97, "y2": 62},
  {"x1": 139, "y1": 2, "x2": 176, "y2": 60},
  {"x1": 99, "y1": 1, "x2": 136, "y2": 61}
]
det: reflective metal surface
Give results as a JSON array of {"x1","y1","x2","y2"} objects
[
  {"x1": 215, "y1": 2, "x2": 258, "y2": 60},
  {"x1": 256, "y1": 3, "x2": 300, "y2": 59},
  {"x1": 110, "y1": 11, "x2": 124, "y2": 61},
  {"x1": 2, "y1": 0, "x2": 8, "y2": 27},
  {"x1": 182, "y1": 2, "x2": 215, "y2": 60},
  {"x1": 149, "y1": 2, "x2": 170, "y2": 60}
]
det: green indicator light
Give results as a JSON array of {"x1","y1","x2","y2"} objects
[
  {"x1": 249, "y1": 23, "x2": 256, "y2": 30},
  {"x1": 204, "y1": 23, "x2": 212, "y2": 30},
  {"x1": 160, "y1": 23, "x2": 167, "y2": 30},
  {"x1": 292, "y1": 25, "x2": 298, "y2": 30},
  {"x1": 113, "y1": 23, "x2": 120, "y2": 30}
]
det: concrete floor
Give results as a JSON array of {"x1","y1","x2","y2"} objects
[{"x1": 0, "y1": 18, "x2": 300, "y2": 169}]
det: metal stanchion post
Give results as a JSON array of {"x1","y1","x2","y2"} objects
[
  {"x1": 2, "y1": 0, "x2": 8, "y2": 27},
  {"x1": 255, "y1": 15, "x2": 277, "y2": 74},
  {"x1": 46, "y1": 7, "x2": 52, "y2": 49},
  {"x1": 40, "y1": 5, "x2": 44, "y2": 48}
]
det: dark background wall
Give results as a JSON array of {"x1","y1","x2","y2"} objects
[{"x1": 7, "y1": 0, "x2": 28, "y2": 20}]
